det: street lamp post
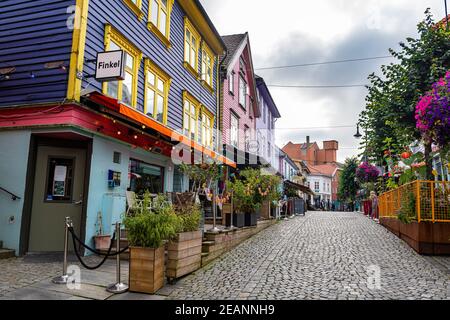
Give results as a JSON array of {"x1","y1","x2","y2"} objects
[
  {"x1": 354, "y1": 124, "x2": 368, "y2": 162},
  {"x1": 445, "y1": 0, "x2": 449, "y2": 31}
]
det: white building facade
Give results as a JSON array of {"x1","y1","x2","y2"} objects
[
  {"x1": 306, "y1": 174, "x2": 332, "y2": 208},
  {"x1": 255, "y1": 75, "x2": 281, "y2": 172}
]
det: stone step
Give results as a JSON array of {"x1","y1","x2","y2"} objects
[{"x1": 0, "y1": 248, "x2": 15, "y2": 260}]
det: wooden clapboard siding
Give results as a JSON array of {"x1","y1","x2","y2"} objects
[
  {"x1": 166, "y1": 230, "x2": 202, "y2": 279},
  {"x1": 0, "y1": 0, "x2": 75, "y2": 106},
  {"x1": 83, "y1": 0, "x2": 218, "y2": 133}
]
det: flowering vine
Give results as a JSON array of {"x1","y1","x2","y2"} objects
[{"x1": 415, "y1": 70, "x2": 450, "y2": 148}]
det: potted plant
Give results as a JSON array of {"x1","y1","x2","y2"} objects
[
  {"x1": 166, "y1": 204, "x2": 202, "y2": 283},
  {"x1": 124, "y1": 192, "x2": 179, "y2": 294},
  {"x1": 93, "y1": 211, "x2": 111, "y2": 250}
]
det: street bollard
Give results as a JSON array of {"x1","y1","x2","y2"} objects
[
  {"x1": 52, "y1": 217, "x2": 72, "y2": 284},
  {"x1": 106, "y1": 222, "x2": 128, "y2": 294}
]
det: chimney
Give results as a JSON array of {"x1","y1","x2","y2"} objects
[{"x1": 306, "y1": 136, "x2": 310, "y2": 145}]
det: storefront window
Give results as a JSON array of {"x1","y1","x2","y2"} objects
[{"x1": 128, "y1": 158, "x2": 164, "y2": 195}]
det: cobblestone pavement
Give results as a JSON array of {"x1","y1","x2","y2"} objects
[
  {"x1": 1, "y1": 212, "x2": 449, "y2": 300},
  {"x1": 0, "y1": 255, "x2": 129, "y2": 299},
  {"x1": 167, "y1": 212, "x2": 450, "y2": 300}
]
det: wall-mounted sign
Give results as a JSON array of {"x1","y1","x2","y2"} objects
[
  {"x1": 95, "y1": 50, "x2": 125, "y2": 82},
  {"x1": 108, "y1": 170, "x2": 121, "y2": 188},
  {"x1": 52, "y1": 165, "x2": 67, "y2": 196}
]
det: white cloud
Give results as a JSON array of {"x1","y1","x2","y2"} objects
[{"x1": 201, "y1": 0, "x2": 446, "y2": 162}]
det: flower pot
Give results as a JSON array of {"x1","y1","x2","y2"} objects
[
  {"x1": 244, "y1": 212, "x2": 257, "y2": 227},
  {"x1": 166, "y1": 231, "x2": 202, "y2": 282},
  {"x1": 94, "y1": 235, "x2": 111, "y2": 250},
  {"x1": 233, "y1": 212, "x2": 245, "y2": 228},
  {"x1": 129, "y1": 246, "x2": 165, "y2": 294}
]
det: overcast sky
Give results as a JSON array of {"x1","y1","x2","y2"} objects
[{"x1": 201, "y1": 0, "x2": 446, "y2": 162}]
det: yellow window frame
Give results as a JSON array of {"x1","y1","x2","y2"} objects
[
  {"x1": 144, "y1": 58, "x2": 172, "y2": 125},
  {"x1": 147, "y1": 0, "x2": 174, "y2": 48},
  {"x1": 201, "y1": 41, "x2": 215, "y2": 91},
  {"x1": 200, "y1": 106, "x2": 214, "y2": 148},
  {"x1": 122, "y1": 0, "x2": 144, "y2": 19},
  {"x1": 182, "y1": 90, "x2": 201, "y2": 141},
  {"x1": 102, "y1": 24, "x2": 142, "y2": 108},
  {"x1": 183, "y1": 17, "x2": 200, "y2": 78}
]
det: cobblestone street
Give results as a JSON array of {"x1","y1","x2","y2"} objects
[
  {"x1": 167, "y1": 212, "x2": 450, "y2": 300},
  {"x1": 1, "y1": 211, "x2": 449, "y2": 300}
]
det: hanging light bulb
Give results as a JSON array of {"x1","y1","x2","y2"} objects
[
  {"x1": 117, "y1": 130, "x2": 122, "y2": 135},
  {"x1": 134, "y1": 134, "x2": 138, "y2": 140},
  {"x1": 29, "y1": 72, "x2": 36, "y2": 79},
  {"x1": 142, "y1": 125, "x2": 146, "y2": 129}
]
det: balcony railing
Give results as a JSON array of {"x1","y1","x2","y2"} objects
[{"x1": 378, "y1": 180, "x2": 450, "y2": 223}]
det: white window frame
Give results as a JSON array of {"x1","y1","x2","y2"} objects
[{"x1": 230, "y1": 113, "x2": 239, "y2": 148}]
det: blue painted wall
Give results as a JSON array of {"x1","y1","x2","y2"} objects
[
  {"x1": 83, "y1": 133, "x2": 176, "y2": 253},
  {"x1": 0, "y1": 130, "x2": 31, "y2": 253},
  {"x1": 82, "y1": 0, "x2": 218, "y2": 132},
  {"x1": 0, "y1": 0, "x2": 75, "y2": 106}
]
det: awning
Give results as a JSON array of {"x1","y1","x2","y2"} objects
[
  {"x1": 222, "y1": 144, "x2": 267, "y2": 169},
  {"x1": 82, "y1": 91, "x2": 236, "y2": 168},
  {"x1": 284, "y1": 180, "x2": 315, "y2": 196}
]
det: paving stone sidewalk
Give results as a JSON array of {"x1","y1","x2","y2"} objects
[
  {"x1": 1, "y1": 211, "x2": 449, "y2": 300},
  {"x1": 166, "y1": 212, "x2": 450, "y2": 300}
]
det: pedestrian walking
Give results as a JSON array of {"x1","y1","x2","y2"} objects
[{"x1": 369, "y1": 191, "x2": 379, "y2": 222}]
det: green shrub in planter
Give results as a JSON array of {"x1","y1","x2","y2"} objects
[
  {"x1": 176, "y1": 204, "x2": 202, "y2": 233},
  {"x1": 124, "y1": 192, "x2": 180, "y2": 248}
]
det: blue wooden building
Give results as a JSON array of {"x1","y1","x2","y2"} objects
[{"x1": 0, "y1": 0, "x2": 231, "y2": 255}]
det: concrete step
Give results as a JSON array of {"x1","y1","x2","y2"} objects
[{"x1": 0, "y1": 248, "x2": 15, "y2": 259}]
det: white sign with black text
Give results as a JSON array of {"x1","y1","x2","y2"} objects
[{"x1": 95, "y1": 50, "x2": 125, "y2": 82}]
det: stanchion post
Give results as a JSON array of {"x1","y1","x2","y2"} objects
[
  {"x1": 228, "y1": 191, "x2": 235, "y2": 230},
  {"x1": 52, "y1": 217, "x2": 72, "y2": 284},
  {"x1": 106, "y1": 222, "x2": 128, "y2": 294},
  {"x1": 209, "y1": 189, "x2": 220, "y2": 233}
]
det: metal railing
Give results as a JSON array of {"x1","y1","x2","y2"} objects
[
  {"x1": 0, "y1": 186, "x2": 21, "y2": 200},
  {"x1": 378, "y1": 180, "x2": 450, "y2": 222}
]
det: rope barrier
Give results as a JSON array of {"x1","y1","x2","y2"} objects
[
  {"x1": 68, "y1": 227, "x2": 130, "y2": 270},
  {"x1": 68, "y1": 227, "x2": 129, "y2": 256}
]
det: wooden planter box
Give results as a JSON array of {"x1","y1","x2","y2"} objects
[
  {"x1": 129, "y1": 246, "x2": 165, "y2": 294},
  {"x1": 260, "y1": 200, "x2": 271, "y2": 220},
  {"x1": 380, "y1": 218, "x2": 450, "y2": 255},
  {"x1": 244, "y1": 212, "x2": 257, "y2": 227},
  {"x1": 166, "y1": 231, "x2": 202, "y2": 282},
  {"x1": 380, "y1": 217, "x2": 400, "y2": 237}
]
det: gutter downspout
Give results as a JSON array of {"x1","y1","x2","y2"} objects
[{"x1": 217, "y1": 49, "x2": 228, "y2": 155}]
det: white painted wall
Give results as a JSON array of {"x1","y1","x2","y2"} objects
[{"x1": 307, "y1": 174, "x2": 332, "y2": 201}]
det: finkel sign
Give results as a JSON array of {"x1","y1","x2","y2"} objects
[{"x1": 95, "y1": 50, "x2": 125, "y2": 81}]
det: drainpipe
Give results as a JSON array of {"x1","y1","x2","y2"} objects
[{"x1": 217, "y1": 48, "x2": 228, "y2": 156}]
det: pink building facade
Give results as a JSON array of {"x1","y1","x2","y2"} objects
[{"x1": 219, "y1": 33, "x2": 259, "y2": 153}]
